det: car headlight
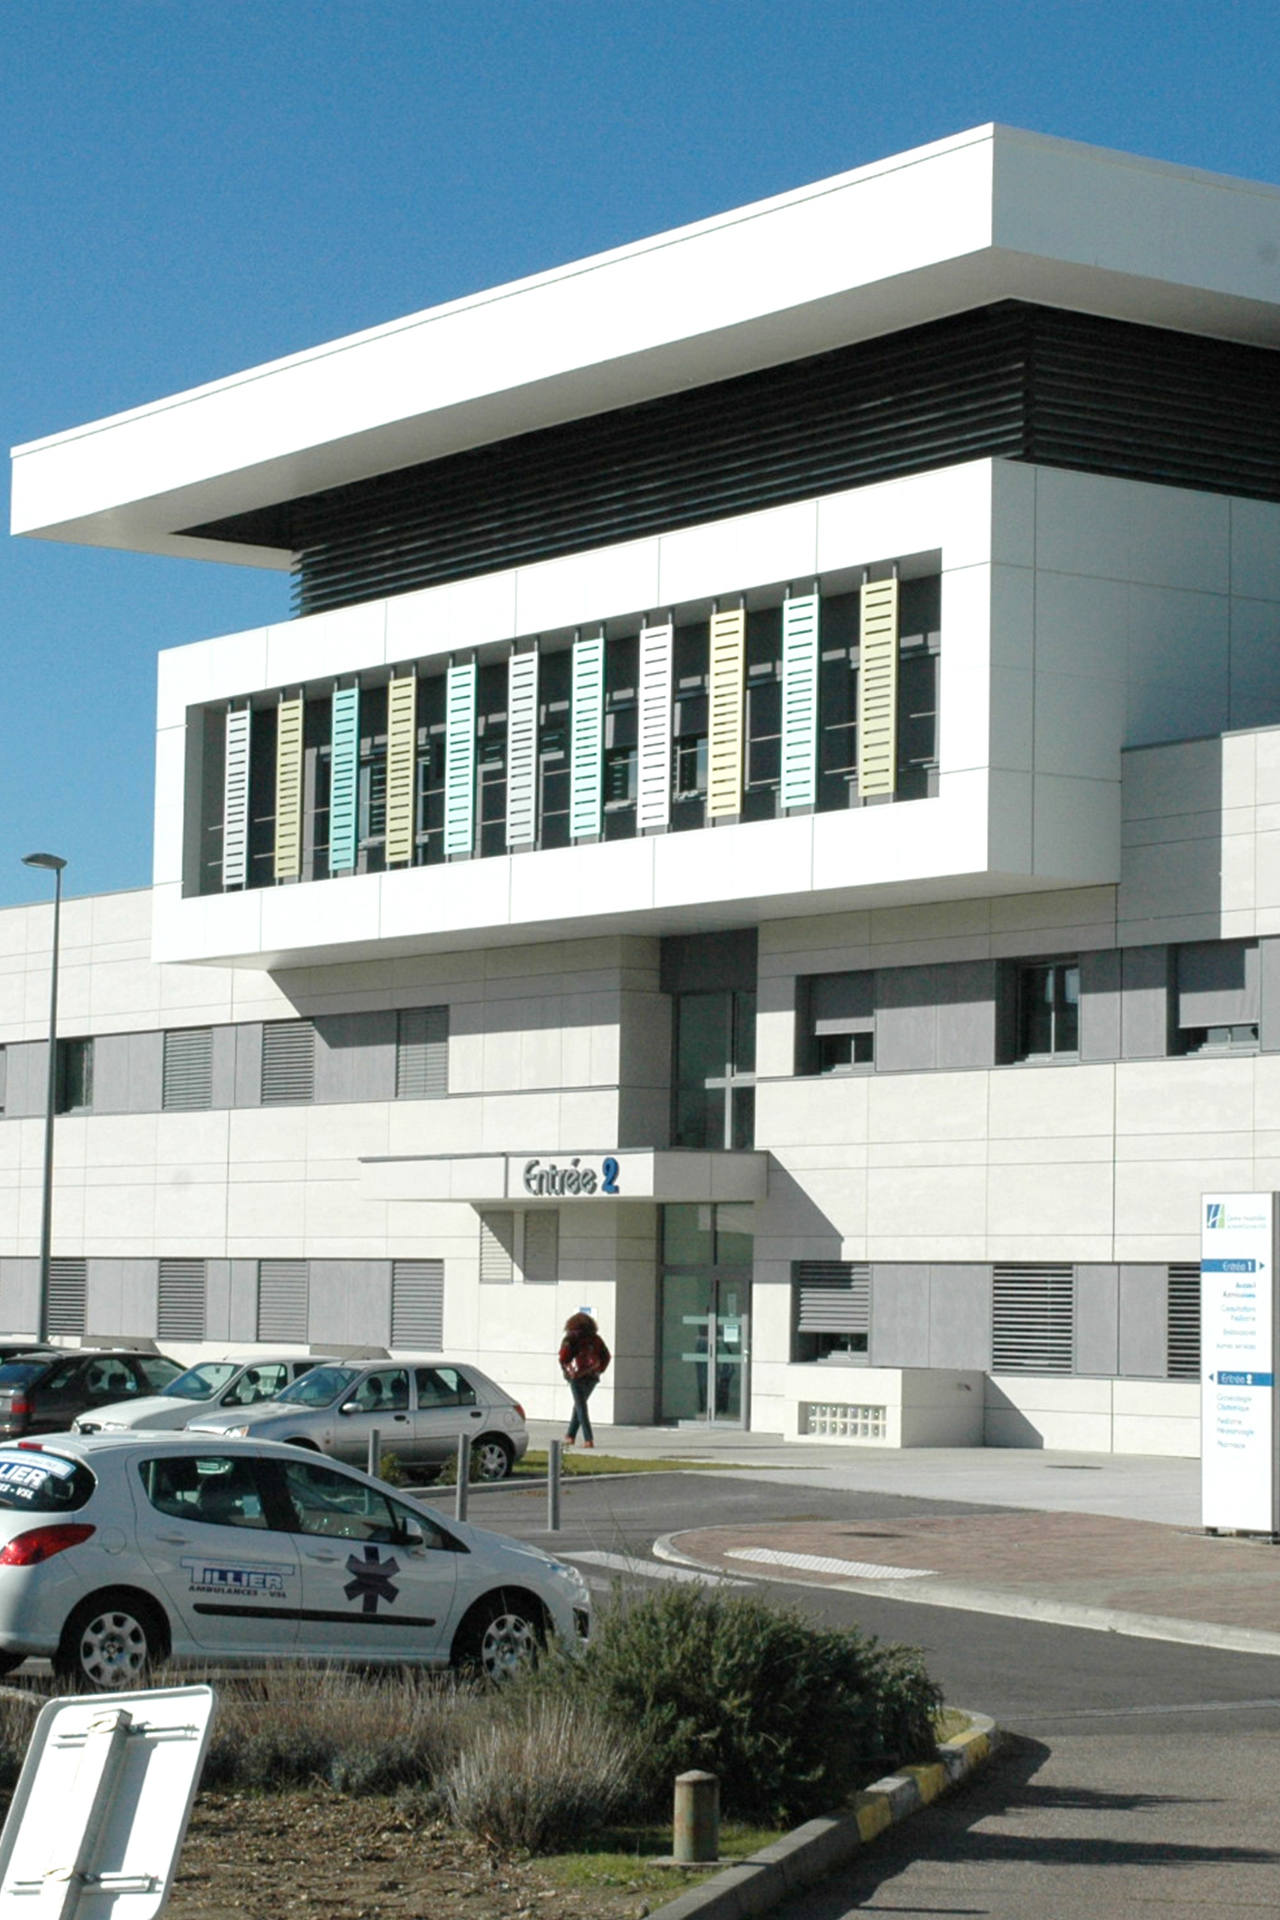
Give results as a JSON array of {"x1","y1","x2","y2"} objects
[{"x1": 220, "y1": 1425, "x2": 251, "y2": 1439}]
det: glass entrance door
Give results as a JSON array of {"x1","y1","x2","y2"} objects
[{"x1": 659, "y1": 1204, "x2": 752, "y2": 1426}]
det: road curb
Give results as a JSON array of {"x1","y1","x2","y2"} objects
[{"x1": 646, "y1": 1713, "x2": 1001, "y2": 1920}]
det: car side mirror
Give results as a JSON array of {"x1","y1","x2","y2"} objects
[
  {"x1": 339, "y1": 1401, "x2": 359, "y2": 1416},
  {"x1": 397, "y1": 1520, "x2": 426, "y2": 1550}
]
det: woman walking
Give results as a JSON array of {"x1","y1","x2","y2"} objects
[{"x1": 559, "y1": 1311, "x2": 611, "y2": 1448}]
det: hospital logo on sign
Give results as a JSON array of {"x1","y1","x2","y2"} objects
[{"x1": 1206, "y1": 1203, "x2": 1225, "y2": 1230}]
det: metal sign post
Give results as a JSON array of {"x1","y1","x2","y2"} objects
[{"x1": 1201, "y1": 1192, "x2": 1280, "y2": 1535}]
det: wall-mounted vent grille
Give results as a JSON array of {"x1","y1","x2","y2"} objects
[
  {"x1": 48, "y1": 1259, "x2": 87, "y2": 1336},
  {"x1": 479, "y1": 1212, "x2": 516, "y2": 1285},
  {"x1": 261, "y1": 1021, "x2": 316, "y2": 1105},
  {"x1": 1167, "y1": 1264, "x2": 1201, "y2": 1381},
  {"x1": 183, "y1": 303, "x2": 1280, "y2": 618},
  {"x1": 992, "y1": 1264, "x2": 1074, "y2": 1373},
  {"x1": 257, "y1": 1260, "x2": 309, "y2": 1342},
  {"x1": 795, "y1": 1261, "x2": 871, "y2": 1334},
  {"x1": 395, "y1": 1006, "x2": 448, "y2": 1099},
  {"x1": 523, "y1": 1210, "x2": 559, "y2": 1285},
  {"x1": 391, "y1": 1259, "x2": 444, "y2": 1348},
  {"x1": 162, "y1": 1028, "x2": 214, "y2": 1112},
  {"x1": 158, "y1": 1259, "x2": 207, "y2": 1341}
]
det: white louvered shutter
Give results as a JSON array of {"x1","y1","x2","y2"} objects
[
  {"x1": 523, "y1": 1211, "x2": 559, "y2": 1284},
  {"x1": 48, "y1": 1260, "x2": 88, "y2": 1336},
  {"x1": 222, "y1": 707, "x2": 251, "y2": 888},
  {"x1": 637, "y1": 622, "x2": 673, "y2": 831},
  {"x1": 795, "y1": 1261, "x2": 871, "y2": 1336},
  {"x1": 162, "y1": 1028, "x2": 214, "y2": 1111},
  {"x1": 261, "y1": 1021, "x2": 316, "y2": 1105},
  {"x1": 158, "y1": 1260, "x2": 207, "y2": 1340},
  {"x1": 257, "y1": 1260, "x2": 309, "y2": 1342},
  {"x1": 992, "y1": 1265, "x2": 1074, "y2": 1373},
  {"x1": 781, "y1": 594, "x2": 819, "y2": 810},
  {"x1": 392, "y1": 1260, "x2": 444, "y2": 1348},
  {"x1": 506, "y1": 650, "x2": 539, "y2": 848},
  {"x1": 479, "y1": 1212, "x2": 516, "y2": 1284},
  {"x1": 396, "y1": 1006, "x2": 448, "y2": 1099}
]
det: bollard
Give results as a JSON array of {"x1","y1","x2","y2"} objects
[
  {"x1": 673, "y1": 1770, "x2": 719, "y2": 1864},
  {"x1": 366, "y1": 1427, "x2": 381, "y2": 1477},
  {"x1": 547, "y1": 1438, "x2": 562, "y2": 1532},
  {"x1": 454, "y1": 1432, "x2": 471, "y2": 1523}
]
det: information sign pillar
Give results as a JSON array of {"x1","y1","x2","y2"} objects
[{"x1": 1201, "y1": 1191, "x2": 1280, "y2": 1535}]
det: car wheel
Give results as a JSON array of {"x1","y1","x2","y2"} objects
[
  {"x1": 453, "y1": 1590, "x2": 546, "y2": 1681},
  {"x1": 473, "y1": 1434, "x2": 515, "y2": 1482},
  {"x1": 55, "y1": 1591, "x2": 168, "y2": 1692},
  {"x1": 0, "y1": 1655, "x2": 25, "y2": 1678}
]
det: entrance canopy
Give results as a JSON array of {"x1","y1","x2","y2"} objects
[{"x1": 360, "y1": 1148, "x2": 769, "y2": 1205}]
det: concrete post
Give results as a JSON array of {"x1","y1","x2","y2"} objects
[
  {"x1": 548, "y1": 1438, "x2": 562, "y2": 1531},
  {"x1": 366, "y1": 1427, "x2": 381, "y2": 1477},
  {"x1": 454, "y1": 1432, "x2": 471, "y2": 1522},
  {"x1": 673, "y1": 1770, "x2": 719, "y2": 1863}
]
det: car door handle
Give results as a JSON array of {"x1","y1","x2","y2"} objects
[
  {"x1": 469, "y1": 1410, "x2": 482, "y2": 1419},
  {"x1": 304, "y1": 1549, "x2": 340, "y2": 1563},
  {"x1": 155, "y1": 1531, "x2": 187, "y2": 1545}
]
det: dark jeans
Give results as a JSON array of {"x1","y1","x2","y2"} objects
[{"x1": 567, "y1": 1373, "x2": 598, "y2": 1443}]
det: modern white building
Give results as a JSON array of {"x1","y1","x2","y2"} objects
[{"x1": 8, "y1": 124, "x2": 1280, "y2": 1455}]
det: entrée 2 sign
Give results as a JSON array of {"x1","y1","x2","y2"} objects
[{"x1": 522, "y1": 1156, "x2": 621, "y2": 1197}]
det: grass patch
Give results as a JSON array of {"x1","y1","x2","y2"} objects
[
  {"x1": 518, "y1": 1449, "x2": 747, "y2": 1476},
  {"x1": 541, "y1": 1819, "x2": 782, "y2": 1898},
  {"x1": 933, "y1": 1708, "x2": 973, "y2": 1744}
]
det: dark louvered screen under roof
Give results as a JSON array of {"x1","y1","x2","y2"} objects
[{"x1": 184, "y1": 302, "x2": 1280, "y2": 619}]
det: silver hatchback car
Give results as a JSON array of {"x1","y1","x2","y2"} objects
[{"x1": 188, "y1": 1360, "x2": 528, "y2": 1481}]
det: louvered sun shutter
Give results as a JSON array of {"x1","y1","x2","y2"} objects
[
  {"x1": 162, "y1": 1028, "x2": 214, "y2": 1111},
  {"x1": 158, "y1": 1259, "x2": 207, "y2": 1340},
  {"x1": 506, "y1": 650, "x2": 539, "y2": 849},
  {"x1": 396, "y1": 1006, "x2": 448, "y2": 1099},
  {"x1": 708, "y1": 608, "x2": 746, "y2": 819},
  {"x1": 479, "y1": 1211, "x2": 515, "y2": 1283},
  {"x1": 857, "y1": 577, "x2": 899, "y2": 799},
  {"x1": 261, "y1": 1021, "x2": 316, "y2": 1105},
  {"x1": 385, "y1": 673, "x2": 417, "y2": 865},
  {"x1": 795, "y1": 1261, "x2": 871, "y2": 1335},
  {"x1": 257, "y1": 1260, "x2": 309, "y2": 1341},
  {"x1": 1167, "y1": 1265, "x2": 1201, "y2": 1380},
  {"x1": 222, "y1": 707, "x2": 251, "y2": 888},
  {"x1": 392, "y1": 1260, "x2": 444, "y2": 1348},
  {"x1": 48, "y1": 1260, "x2": 87, "y2": 1336},
  {"x1": 781, "y1": 594, "x2": 819, "y2": 810},
  {"x1": 273, "y1": 695, "x2": 304, "y2": 880},
  {"x1": 570, "y1": 633, "x2": 604, "y2": 839},
  {"x1": 992, "y1": 1264, "x2": 1074, "y2": 1373},
  {"x1": 329, "y1": 686, "x2": 360, "y2": 873},
  {"x1": 637, "y1": 621, "x2": 673, "y2": 832},
  {"x1": 523, "y1": 1210, "x2": 559, "y2": 1284},
  {"x1": 445, "y1": 662, "x2": 477, "y2": 856}
]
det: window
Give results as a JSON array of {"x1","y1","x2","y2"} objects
[
  {"x1": 992, "y1": 1264, "x2": 1074, "y2": 1373},
  {"x1": 140, "y1": 1454, "x2": 267, "y2": 1529},
  {"x1": 1175, "y1": 940, "x2": 1259, "y2": 1054},
  {"x1": 392, "y1": 1260, "x2": 444, "y2": 1348},
  {"x1": 672, "y1": 990, "x2": 756, "y2": 1149},
  {"x1": 479, "y1": 1212, "x2": 516, "y2": 1284},
  {"x1": 395, "y1": 1006, "x2": 448, "y2": 1099},
  {"x1": 349, "y1": 1369, "x2": 410, "y2": 1413},
  {"x1": 415, "y1": 1365, "x2": 477, "y2": 1408},
  {"x1": 261, "y1": 1021, "x2": 316, "y2": 1104},
  {"x1": 1167, "y1": 1265, "x2": 1201, "y2": 1380},
  {"x1": 603, "y1": 635, "x2": 639, "y2": 840},
  {"x1": 282, "y1": 1456, "x2": 447, "y2": 1546},
  {"x1": 537, "y1": 649, "x2": 572, "y2": 850},
  {"x1": 56, "y1": 1038, "x2": 94, "y2": 1114},
  {"x1": 475, "y1": 662, "x2": 508, "y2": 859},
  {"x1": 793, "y1": 1261, "x2": 870, "y2": 1362},
  {"x1": 158, "y1": 1260, "x2": 206, "y2": 1341},
  {"x1": 523, "y1": 1210, "x2": 559, "y2": 1284},
  {"x1": 257, "y1": 1260, "x2": 309, "y2": 1342},
  {"x1": 47, "y1": 1259, "x2": 87, "y2": 1335},
  {"x1": 162, "y1": 1028, "x2": 213, "y2": 1111},
  {"x1": 803, "y1": 972, "x2": 874, "y2": 1073},
  {"x1": 1016, "y1": 961, "x2": 1079, "y2": 1058}
]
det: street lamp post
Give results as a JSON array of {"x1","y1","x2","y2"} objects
[{"x1": 22, "y1": 854, "x2": 66, "y2": 1344}]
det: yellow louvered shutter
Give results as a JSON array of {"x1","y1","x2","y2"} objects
[
  {"x1": 385, "y1": 674, "x2": 417, "y2": 865},
  {"x1": 274, "y1": 696, "x2": 304, "y2": 879},
  {"x1": 856, "y1": 579, "x2": 899, "y2": 799},
  {"x1": 707, "y1": 608, "x2": 745, "y2": 819}
]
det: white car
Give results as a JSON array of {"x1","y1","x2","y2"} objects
[
  {"x1": 73, "y1": 1354, "x2": 329, "y2": 1435},
  {"x1": 0, "y1": 1433, "x2": 589, "y2": 1690}
]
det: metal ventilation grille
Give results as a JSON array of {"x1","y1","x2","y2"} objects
[
  {"x1": 261, "y1": 1020, "x2": 316, "y2": 1105},
  {"x1": 183, "y1": 302, "x2": 1280, "y2": 619},
  {"x1": 992, "y1": 1264, "x2": 1075, "y2": 1373},
  {"x1": 395, "y1": 1006, "x2": 448, "y2": 1099},
  {"x1": 523, "y1": 1210, "x2": 559, "y2": 1284},
  {"x1": 162, "y1": 1028, "x2": 214, "y2": 1111},
  {"x1": 795, "y1": 1261, "x2": 871, "y2": 1334},
  {"x1": 48, "y1": 1259, "x2": 87, "y2": 1336},
  {"x1": 1167, "y1": 1264, "x2": 1201, "y2": 1381},
  {"x1": 158, "y1": 1260, "x2": 207, "y2": 1340},
  {"x1": 257, "y1": 1260, "x2": 309, "y2": 1341},
  {"x1": 391, "y1": 1260, "x2": 444, "y2": 1348},
  {"x1": 479, "y1": 1212, "x2": 516, "y2": 1284}
]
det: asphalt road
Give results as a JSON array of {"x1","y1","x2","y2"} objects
[{"x1": 446, "y1": 1470, "x2": 1280, "y2": 1916}]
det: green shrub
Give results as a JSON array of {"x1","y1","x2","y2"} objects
[
  {"x1": 537, "y1": 1585, "x2": 941, "y2": 1824},
  {"x1": 440, "y1": 1696, "x2": 641, "y2": 1853},
  {"x1": 377, "y1": 1450, "x2": 406, "y2": 1487}
]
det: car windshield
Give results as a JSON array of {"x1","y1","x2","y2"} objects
[
  {"x1": 275, "y1": 1367, "x2": 357, "y2": 1408},
  {"x1": 0, "y1": 1450, "x2": 93, "y2": 1512},
  {"x1": 0, "y1": 1362, "x2": 50, "y2": 1390},
  {"x1": 161, "y1": 1363, "x2": 241, "y2": 1401}
]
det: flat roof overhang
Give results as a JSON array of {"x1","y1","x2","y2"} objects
[
  {"x1": 360, "y1": 1149, "x2": 769, "y2": 1206},
  {"x1": 14, "y1": 124, "x2": 1280, "y2": 564}
]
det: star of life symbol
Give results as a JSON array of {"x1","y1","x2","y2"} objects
[{"x1": 345, "y1": 1544, "x2": 401, "y2": 1613}]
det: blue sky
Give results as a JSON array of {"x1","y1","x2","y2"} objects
[{"x1": 5, "y1": 0, "x2": 1280, "y2": 908}]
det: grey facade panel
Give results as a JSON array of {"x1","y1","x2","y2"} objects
[
  {"x1": 89, "y1": 1034, "x2": 133, "y2": 1115},
  {"x1": 314, "y1": 1012, "x2": 397, "y2": 1105},
  {"x1": 2, "y1": 1043, "x2": 45, "y2": 1119},
  {"x1": 1261, "y1": 937, "x2": 1280, "y2": 1053},
  {"x1": 875, "y1": 966, "x2": 938, "y2": 1073},
  {"x1": 204, "y1": 1260, "x2": 234, "y2": 1344},
  {"x1": 228, "y1": 1261, "x2": 260, "y2": 1343},
  {"x1": 119, "y1": 1258, "x2": 159, "y2": 1338},
  {"x1": 928, "y1": 1264, "x2": 992, "y2": 1370},
  {"x1": 868, "y1": 1264, "x2": 931, "y2": 1367},
  {"x1": 210, "y1": 1027, "x2": 238, "y2": 1110},
  {"x1": 1074, "y1": 1263, "x2": 1119, "y2": 1375},
  {"x1": 233, "y1": 1024, "x2": 263, "y2": 1108},
  {"x1": 1079, "y1": 950, "x2": 1122, "y2": 1062},
  {"x1": 1121, "y1": 946, "x2": 1172, "y2": 1059},
  {"x1": 126, "y1": 1032, "x2": 164, "y2": 1115},
  {"x1": 308, "y1": 1260, "x2": 391, "y2": 1349},
  {"x1": 936, "y1": 961, "x2": 998, "y2": 1069},
  {"x1": 1118, "y1": 1264, "x2": 1168, "y2": 1377},
  {"x1": 1177, "y1": 939, "x2": 1259, "y2": 1028},
  {"x1": 0, "y1": 1259, "x2": 39, "y2": 1334}
]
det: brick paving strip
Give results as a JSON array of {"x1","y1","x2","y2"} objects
[{"x1": 658, "y1": 1510, "x2": 1280, "y2": 1646}]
